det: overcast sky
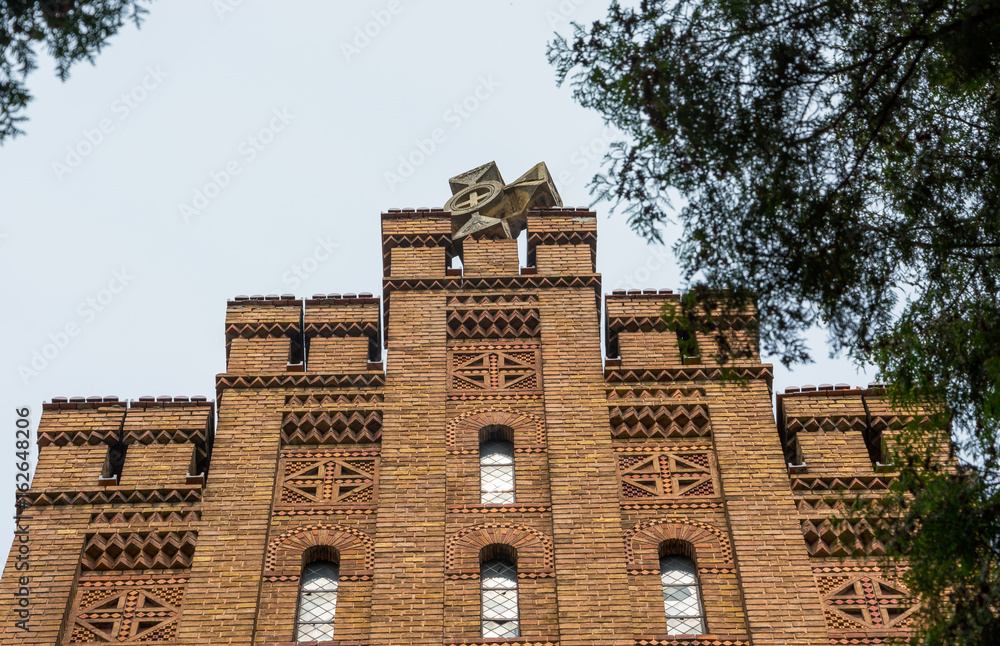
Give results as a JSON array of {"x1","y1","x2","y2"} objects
[{"x1": 0, "y1": 0, "x2": 870, "y2": 563}]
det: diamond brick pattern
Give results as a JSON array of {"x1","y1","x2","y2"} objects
[
  {"x1": 449, "y1": 344, "x2": 541, "y2": 394},
  {"x1": 80, "y1": 532, "x2": 197, "y2": 571},
  {"x1": 618, "y1": 452, "x2": 714, "y2": 499},
  {"x1": 67, "y1": 580, "x2": 185, "y2": 644},
  {"x1": 609, "y1": 404, "x2": 712, "y2": 439},
  {"x1": 818, "y1": 573, "x2": 919, "y2": 632},
  {"x1": 447, "y1": 307, "x2": 541, "y2": 339},
  {"x1": 280, "y1": 455, "x2": 378, "y2": 505}
]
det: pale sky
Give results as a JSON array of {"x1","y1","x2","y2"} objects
[{"x1": 0, "y1": 0, "x2": 870, "y2": 564}]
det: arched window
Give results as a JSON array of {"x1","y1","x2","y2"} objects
[
  {"x1": 660, "y1": 550, "x2": 706, "y2": 635},
  {"x1": 481, "y1": 545, "x2": 520, "y2": 638},
  {"x1": 480, "y1": 427, "x2": 515, "y2": 505},
  {"x1": 296, "y1": 559, "x2": 339, "y2": 641}
]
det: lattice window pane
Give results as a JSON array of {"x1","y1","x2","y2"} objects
[
  {"x1": 480, "y1": 440, "x2": 514, "y2": 465},
  {"x1": 481, "y1": 440, "x2": 515, "y2": 504},
  {"x1": 663, "y1": 586, "x2": 700, "y2": 616},
  {"x1": 482, "y1": 560, "x2": 518, "y2": 589},
  {"x1": 297, "y1": 561, "x2": 338, "y2": 641},
  {"x1": 302, "y1": 561, "x2": 340, "y2": 591},
  {"x1": 299, "y1": 591, "x2": 338, "y2": 622},
  {"x1": 483, "y1": 589, "x2": 520, "y2": 620},
  {"x1": 660, "y1": 555, "x2": 705, "y2": 635},
  {"x1": 660, "y1": 555, "x2": 697, "y2": 585},
  {"x1": 666, "y1": 616, "x2": 706, "y2": 635},
  {"x1": 483, "y1": 619, "x2": 520, "y2": 638},
  {"x1": 296, "y1": 622, "x2": 336, "y2": 641},
  {"x1": 482, "y1": 558, "x2": 520, "y2": 638}
]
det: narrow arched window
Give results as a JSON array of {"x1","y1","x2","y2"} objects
[
  {"x1": 480, "y1": 427, "x2": 515, "y2": 505},
  {"x1": 481, "y1": 547, "x2": 520, "y2": 638},
  {"x1": 296, "y1": 559, "x2": 339, "y2": 641},
  {"x1": 660, "y1": 554, "x2": 705, "y2": 635}
]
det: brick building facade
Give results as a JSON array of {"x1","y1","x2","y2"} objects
[{"x1": 0, "y1": 167, "x2": 918, "y2": 645}]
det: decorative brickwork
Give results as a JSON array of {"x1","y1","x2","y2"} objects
[
  {"x1": 280, "y1": 409, "x2": 383, "y2": 445},
  {"x1": 446, "y1": 306, "x2": 541, "y2": 339},
  {"x1": 801, "y1": 518, "x2": 885, "y2": 557},
  {"x1": 445, "y1": 522, "x2": 555, "y2": 574},
  {"x1": 278, "y1": 450, "x2": 379, "y2": 505},
  {"x1": 609, "y1": 403, "x2": 712, "y2": 439},
  {"x1": 446, "y1": 408, "x2": 545, "y2": 447},
  {"x1": 66, "y1": 575, "x2": 187, "y2": 644},
  {"x1": 264, "y1": 524, "x2": 374, "y2": 573},
  {"x1": 80, "y1": 531, "x2": 197, "y2": 571},
  {"x1": 0, "y1": 189, "x2": 923, "y2": 646},
  {"x1": 617, "y1": 450, "x2": 715, "y2": 499},
  {"x1": 449, "y1": 343, "x2": 542, "y2": 395},
  {"x1": 624, "y1": 518, "x2": 733, "y2": 567},
  {"x1": 816, "y1": 572, "x2": 918, "y2": 636}
]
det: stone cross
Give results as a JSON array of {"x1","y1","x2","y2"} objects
[{"x1": 444, "y1": 161, "x2": 563, "y2": 241}]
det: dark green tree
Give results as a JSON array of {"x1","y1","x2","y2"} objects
[
  {"x1": 1, "y1": 0, "x2": 148, "y2": 143},
  {"x1": 549, "y1": 1, "x2": 999, "y2": 643}
]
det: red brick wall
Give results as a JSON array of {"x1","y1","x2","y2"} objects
[{"x1": 0, "y1": 207, "x2": 923, "y2": 646}]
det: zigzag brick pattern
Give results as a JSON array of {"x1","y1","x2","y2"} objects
[{"x1": 0, "y1": 203, "x2": 926, "y2": 646}]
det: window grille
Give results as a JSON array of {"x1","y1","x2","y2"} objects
[
  {"x1": 480, "y1": 439, "x2": 515, "y2": 504},
  {"x1": 296, "y1": 560, "x2": 339, "y2": 642},
  {"x1": 660, "y1": 554, "x2": 706, "y2": 635},
  {"x1": 481, "y1": 557, "x2": 520, "y2": 638}
]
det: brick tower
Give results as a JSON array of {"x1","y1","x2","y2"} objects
[{"x1": 0, "y1": 162, "x2": 919, "y2": 646}]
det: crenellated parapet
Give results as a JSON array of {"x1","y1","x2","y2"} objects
[
  {"x1": 778, "y1": 383, "x2": 930, "y2": 642},
  {"x1": 28, "y1": 396, "x2": 214, "y2": 501},
  {"x1": 525, "y1": 207, "x2": 597, "y2": 275},
  {"x1": 604, "y1": 289, "x2": 761, "y2": 370},
  {"x1": 225, "y1": 296, "x2": 303, "y2": 373},
  {"x1": 304, "y1": 293, "x2": 382, "y2": 372},
  {"x1": 224, "y1": 294, "x2": 384, "y2": 376}
]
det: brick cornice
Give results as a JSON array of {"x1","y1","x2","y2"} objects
[
  {"x1": 382, "y1": 274, "x2": 601, "y2": 338},
  {"x1": 215, "y1": 372, "x2": 386, "y2": 394},
  {"x1": 18, "y1": 486, "x2": 202, "y2": 509},
  {"x1": 604, "y1": 365, "x2": 773, "y2": 383}
]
